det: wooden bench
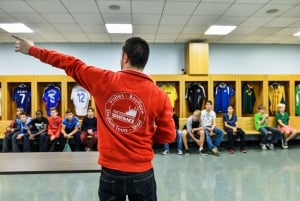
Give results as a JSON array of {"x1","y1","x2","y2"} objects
[{"x1": 0, "y1": 120, "x2": 13, "y2": 140}]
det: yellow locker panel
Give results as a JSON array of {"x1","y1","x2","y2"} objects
[{"x1": 186, "y1": 43, "x2": 209, "y2": 75}]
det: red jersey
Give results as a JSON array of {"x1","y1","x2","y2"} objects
[
  {"x1": 29, "y1": 46, "x2": 175, "y2": 172},
  {"x1": 47, "y1": 116, "x2": 62, "y2": 139}
]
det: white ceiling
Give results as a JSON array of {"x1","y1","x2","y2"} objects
[{"x1": 1, "y1": 0, "x2": 300, "y2": 44}]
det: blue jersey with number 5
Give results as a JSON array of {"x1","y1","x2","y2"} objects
[{"x1": 43, "y1": 85, "x2": 61, "y2": 116}]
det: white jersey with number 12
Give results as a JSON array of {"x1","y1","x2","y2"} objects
[{"x1": 71, "y1": 85, "x2": 91, "y2": 116}]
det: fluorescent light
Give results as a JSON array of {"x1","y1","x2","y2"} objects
[
  {"x1": 293, "y1": 32, "x2": 300, "y2": 36},
  {"x1": 105, "y1": 24, "x2": 132, "y2": 34},
  {"x1": 204, "y1": 25, "x2": 236, "y2": 35},
  {"x1": 0, "y1": 23, "x2": 34, "y2": 33}
]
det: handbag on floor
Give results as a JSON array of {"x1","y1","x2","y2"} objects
[{"x1": 63, "y1": 139, "x2": 72, "y2": 152}]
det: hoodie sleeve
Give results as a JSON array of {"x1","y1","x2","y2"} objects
[
  {"x1": 153, "y1": 93, "x2": 176, "y2": 144},
  {"x1": 29, "y1": 46, "x2": 113, "y2": 97}
]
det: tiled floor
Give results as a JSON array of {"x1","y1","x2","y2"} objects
[{"x1": 1, "y1": 146, "x2": 300, "y2": 201}]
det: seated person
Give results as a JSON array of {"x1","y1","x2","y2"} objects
[
  {"x1": 81, "y1": 107, "x2": 98, "y2": 151},
  {"x1": 162, "y1": 111, "x2": 183, "y2": 155},
  {"x1": 223, "y1": 105, "x2": 247, "y2": 154},
  {"x1": 275, "y1": 103, "x2": 297, "y2": 149},
  {"x1": 2, "y1": 107, "x2": 23, "y2": 152},
  {"x1": 12, "y1": 112, "x2": 32, "y2": 152},
  {"x1": 254, "y1": 104, "x2": 281, "y2": 150},
  {"x1": 27, "y1": 109, "x2": 48, "y2": 152},
  {"x1": 61, "y1": 109, "x2": 81, "y2": 151},
  {"x1": 182, "y1": 109, "x2": 207, "y2": 155},
  {"x1": 44, "y1": 107, "x2": 62, "y2": 152},
  {"x1": 201, "y1": 100, "x2": 224, "y2": 156}
]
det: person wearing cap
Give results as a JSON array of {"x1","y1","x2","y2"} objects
[
  {"x1": 254, "y1": 104, "x2": 282, "y2": 150},
  {"x1": 275, "y1": 103, "x2": 297, "y2": 149},
  {"x1": 27, "y1": 109, "x2": 48, "y2": 152}
]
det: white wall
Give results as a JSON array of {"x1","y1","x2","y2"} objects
[
  {"x1": 209, "y1": 44, "x2": 300, "y2": 74},
  {"x1": 0, "y1": 43, "x2": 185, "y2": 75},
  {"x1": 1, "y1": 42, "x2": 300, "y2": 75}
]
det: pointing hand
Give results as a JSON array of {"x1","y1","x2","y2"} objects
[{"x1": 11, "y1": 35, "x2": 34, "y2": 55}]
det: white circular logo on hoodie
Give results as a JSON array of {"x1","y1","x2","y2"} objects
[{"x1": 105, "y1": 92, "x2": 146, "y2": 134}]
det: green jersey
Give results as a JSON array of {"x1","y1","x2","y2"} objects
[
  {"x1": 275, "y1": 112, "x2": 289, "y2": 127},
  {"x1": 296, "y1": 85, "x2": 300, "y2": 115},
  {"x1": 254, "y1": 113, "x2": 268, "y2": 130}
]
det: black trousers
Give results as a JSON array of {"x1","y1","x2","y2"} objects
[
  {"x1": 225, "y1": 127, "x2": 246, "y2": 149},
  {"x1": 99, "y1": 167, "x2": 157, "y2": 201}
]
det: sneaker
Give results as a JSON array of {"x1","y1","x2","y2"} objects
[
  {"x1": 211, "y1": 147, "x2": 219, "y2": 156},
  {"x1": 177, "y1": 150, "x2": 183, "y2": 155},
  {"x1": 184, "y1": 149, "x2": 190, "y2": 155},
  {"x1": 199, "y1": 149, "x2": 208, "y2": 156},
  {"x1": 281, "y1": 139, "x2": 285, "y2": 149},
  {"x1": 284, "y1": 142, "x2": 288, "y2": 149},
  {"x1": 162, "y1": 150, "x2": 169, "y2": 155},
  {"x1": 266, "y1": 143, "x2": 274, "y2": 150},
  {"x1": 240, "y1": 149, "x2": 247, "y2": 153},
  {"x1": 85, "y1": 147, "x2": 91, "y2": 152},
  {"x1": 228, "y1": 149, "x2": 234, "y2": 154},
  {"x1": 260, "y1": 143, "x2": 267, "y2": 150}
]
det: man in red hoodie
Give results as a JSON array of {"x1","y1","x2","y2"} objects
[{"x1": 13, "y1": 35, "x2": 175, "y2": 201}]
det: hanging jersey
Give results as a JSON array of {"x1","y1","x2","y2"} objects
[
  {"x1": 269, "y1": 85, "x2": 285, "y2": 115},
  {"x1": 214, "y1": 83, "x2": 235, "y2": 113},
  {"x1": 71, "y1": 85, "x2": 91, "y2": 116},
  {"x1": 43, "y1": 85, "x2": 61, "y2": 116},
  {"x1": 13, "y1": 84, "x2": 31, "y2": 113},
  {"x1": 160, "y1": 84, "x2": 178, "y2": 108},
  {"x1": 242, "y1": 83, "x2": 256, "y2": 114},
  {"x1": 295, "y1": 85, "x2": 300, "y2": 115},
  {"x1": 186, "y1": 83, "x2": 206, "y2": 112}
]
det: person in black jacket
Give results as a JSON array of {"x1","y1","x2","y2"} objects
[{"x1": 81, "y1": 107, "x2": 98, "y2": 151}]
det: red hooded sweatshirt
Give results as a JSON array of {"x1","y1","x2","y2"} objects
[{"x1": 29, "y1": 46, "x2": 176, "y2": 172}]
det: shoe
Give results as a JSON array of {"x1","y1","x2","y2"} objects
[
  {"x1": 284, "y1": 142, "x2": 288, "y2": 149},
  {"x1": 199, "y1": 149, "x2": 208, "y2": 156},
  {"x1": 184, "y1": 149, "x2": 190, "y2": 155},
  {"x1": 228, "y1": 149, "x2": 234, "y2": 154},
  {"x1": 260, "y1": 143, "x2": 267, "y2": 150},
  {"x1": 266, "y1": 143, "x2": 274, "y2": 150},
  {"x1": 240, "y1": 149, "x2": 247, "y2": 153},
  {"x1": 177, "y1": 150, "x2": 183, "y2": 155},
  {"x1": 85, "y1": 147, "x2": 91, "y2": 152},
  {"x1": 211, "y1": 147, "x2": 219, "y2": 156},
  {"x1": 162, "y1": 150, "x2": 169, "y2": 155}
]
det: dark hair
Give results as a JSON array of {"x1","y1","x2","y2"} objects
[
  {"x1": 65, "y1": 109, "x2": 73, "y2": 114},
  {"x1": 35, "y1": 109, "x2": 43, "y2": 114},
  {"x1": 258, "y1": 104, "x2": 265, "y2": 110},
  {"x1": 206, "y1": 100, "x2": 213, "y2": 105},
  {"x1": 19, "y1": 112, "x2": 27, "y2": 116},
  {"x1": 16, "y1": 107, "x2": 24, "y2": 112},
  {"x1": 122, "y1": 37, "x2": 149, "y2": 69},
  {"x1": 87, "y1": 107, "x2": 95, "y2": 112},
  {"x1": 50, "y1": 107, "x2": 58, "y2": 112}
]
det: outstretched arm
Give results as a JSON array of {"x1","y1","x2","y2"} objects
[{"x1": 12, "y1": 35, "x2": 112, "y2": 96}]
